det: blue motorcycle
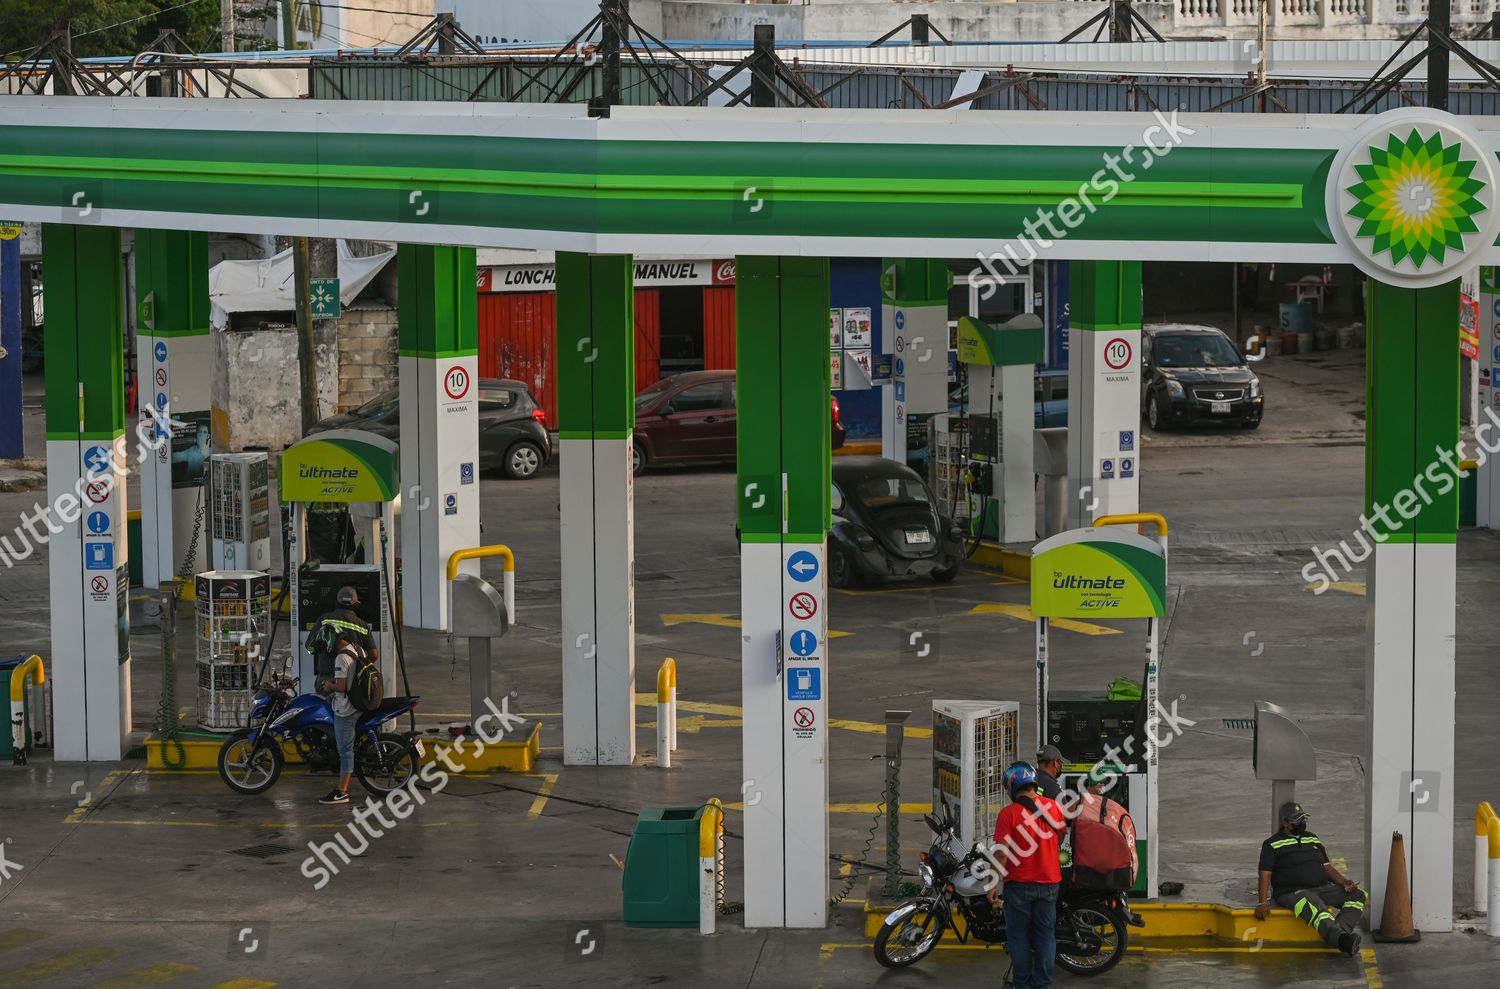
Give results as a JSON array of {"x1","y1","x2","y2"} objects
[{"x1": 217, "y1": 668, "x2": 422, "y2": 796}]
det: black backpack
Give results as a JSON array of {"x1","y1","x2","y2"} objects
[{"x1": 341, "y1": 644, "x2": 384, "y2": 712}]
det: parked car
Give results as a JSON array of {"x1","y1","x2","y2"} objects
[
  {"x1": 1142, "y1": 323, "x2": 1263, "y2": 431},
  {"x1": 906, "y1": 369, "x2": 1068, "y2": 475},
  {"x1": 632, "y1": 369, "x2": 845, "y2": 474},
  {"x1": 829, "y1": 456, "x2": 964, "y2": 588},
  {"x1": 308, "y1": 378, "x2": 552, "y2": 479}
]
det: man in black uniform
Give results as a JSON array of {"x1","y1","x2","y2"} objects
[
  {"x1": 1253, "y1": 802, "x2": 1366, "y2": 956},
  {"x1": 1034, "y1": 745, "x2": 1064, "y2": 801}
]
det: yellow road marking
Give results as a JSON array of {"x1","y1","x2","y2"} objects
[
  {"x1": 64, "y1": 770, "x2": 128, "y2": 824},
  {"x1": 660, "y1": 613, "x2": 853, "y2": 637},
  {"x1": 967, "y1": 603, "x2": 1121, "y2": 636},
  {"x1": 1306, "y1": 581, "x2": 1366, "y2": 596},
  {"x1": 818, "y1": 942, "x2": 1334, "y2": 955},
  {"x1": 1361, "y1": 946, "x2": 1384, "y2": 988},
  {"x1": 86, "y1": 961, "x2": 198, "y2": 988},
  {"x1": 0, "y1": 931, "x2": 48, "y2": 954},
  {"x1": 640, "y1": 715, "x2": 742, "y2": 733},
  {"x1": 527, "y1": 773, "x2": 559, "y2": 820},
  {"x1": 634, "y1": 695, "x2": 931, "y2": 739},
  {"x1": 210, "y1": 981, "x2": 278, "y2": 989},
  {"x1": 0, "y1": 947, "x2": 124, "y2": 988}
]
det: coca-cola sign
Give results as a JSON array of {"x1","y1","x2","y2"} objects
[{"x1": 713, "y1": 259, "x2": 737, "y2": 285}]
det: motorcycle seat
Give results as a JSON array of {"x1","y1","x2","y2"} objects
[{"x1": 367, "y1": 696, "x2": 418, "y2": 715}]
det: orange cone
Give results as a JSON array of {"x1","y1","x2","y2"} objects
[{"x1": 1374, "y1": 831, "x2": 1421, "y2": 943}]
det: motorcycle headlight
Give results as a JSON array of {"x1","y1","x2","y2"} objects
[
  {"x1": 1249, "y1": 376, "x2": 1261, "y2": 398},
  {"x1": 919, "y1": 861, "x2": 936, "y2": 887},
  {"x1": 1166, "y1": 379, "x2": 1185, "y2": 399}
]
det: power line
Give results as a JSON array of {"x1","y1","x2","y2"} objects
[{"x1": 74, "y1": 0, "x2": 212, "y2": 39}]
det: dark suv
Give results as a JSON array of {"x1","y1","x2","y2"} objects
[
  {"x1": 309, "y1": 378, "x2": 552, "y2": 479},
  {"x1": 1142, "y1": 324, "x2": 1263, "y2": 431}
]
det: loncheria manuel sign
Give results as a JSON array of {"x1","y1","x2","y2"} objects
[{"x1": 1331, "y1": 110, "x2": 1499, "y2": 289}]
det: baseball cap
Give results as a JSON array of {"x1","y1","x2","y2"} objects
[
  {"x1": 1036, "y1": 744, "x2": 1064, "y2": 764},
  {"x1": 1279, "y1": 801, "x2": 1309, "y2": 823}
]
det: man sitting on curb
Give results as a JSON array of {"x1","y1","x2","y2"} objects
[{"x1": 1253, "y1": 802, "x2": 1367, "y2": 956}]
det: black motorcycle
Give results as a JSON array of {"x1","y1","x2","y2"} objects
[{"x1": 873, "y1": 811, "x2": 1136, "y2": 974}]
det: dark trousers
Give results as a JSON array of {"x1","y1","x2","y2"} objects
[
  {"x1": 1276, "y1": 883, "x2": 1367, "y2": 946},
  {"x1": 1003, "y1": 881, "x2": 1059, "y2": 989}
]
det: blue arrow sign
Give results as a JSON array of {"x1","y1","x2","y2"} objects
[
  {"x1": 787, "y1": 550, "x2": 819, "y2": 583},
  {"x1": 82, "y1": 446, "x2": 112, "y2": 475},
  {"x1": 154, "y1": 341, "x2": 168, "y2": 363},
  {"x1": 789, "y1": 629, "x2": 818, "y2": 657}
]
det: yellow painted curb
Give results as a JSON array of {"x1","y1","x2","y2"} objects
[
  {"x1": 967, "y1": 541, "x2": 1031, "y2": 580},
  {"x1": 863, "y1": 897, "x2": 1320, "y2": 943},
  {"x1": 835, "y1": 442, "x2": 882, "y2": 456},
  {"x1": 146, "y1": 722, "x2": 541, "y2": 774}
]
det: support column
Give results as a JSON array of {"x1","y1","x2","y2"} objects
[
  {"x1": 556, "y1": 253, "x2": 636, "y2": 766},
  {"x1": 397, "y1": 244, "x2": 480, "y2": 631},
  {"x1": 738, "y1": 256, "x2": 832, "y2": 929},
  {"x1": 880, "y1": 259, "x2": 949, "y2": 464},
  {"x1": 1477, "y1": 267, "x2": 1500, "y2": 527},
  {"x1": 1068, "y1": 261, "x2": 1142, "y2": 528},
  {"x1": 1, "y1": 228, "x2": 21, "y2": 459},
  {"x1": 1364, "y1": 279, "x2": 1458, "y2": 932},
  {"x1": 43, "y1": 224, "x2": 131, "y2": 761},
  {"x1": 135, "y1": 230, "x2": 211, "y2": 586}
]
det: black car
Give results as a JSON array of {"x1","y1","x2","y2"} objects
[
  {"x1": 829, "y1": 456, "x2": 964, "y2": 588},
  {"x1": 309, "y1": 378, "x2": 552, "y2": 479},
  {"x1": 1142, "y1": 323, "x2": 1263, "y2": 431}
]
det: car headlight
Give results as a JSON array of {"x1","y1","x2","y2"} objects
[
  {"x1": 1249, "y1": 377, "x2": 1261, "y2": 398},
  {"x1": 1166, "y1": 379, "x2": 1185, "y2": 399}
]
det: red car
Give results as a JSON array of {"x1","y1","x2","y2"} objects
[{"x1": 632, "y1": 369, "x2": 845, "y2": 474}]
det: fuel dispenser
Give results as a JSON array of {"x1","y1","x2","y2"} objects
[
  {"x1": 1031, "y1": 518, "x2": 1168, "y2": 894},
  {"x1": 278, "y1": 430, "x2": 399, "y2": 694},
  {"x1": 955, "y1": 314, "x2": 1043, "y2": 544},
  {"x1": 1252, "y1": 700, "x2": 1318, "y2": 833}
]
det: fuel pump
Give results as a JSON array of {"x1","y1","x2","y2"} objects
[
  {"x1": 955, "y1": 314, "x2": 1043, "y2": 544},
  {"x1": 279, "y1": 430, "x2": 400, "y2": 694},
  {"x1": 1031, "y1": 517, "x2": 1167, "y2": 895}
]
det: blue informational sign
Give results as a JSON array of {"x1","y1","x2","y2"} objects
[
  {"x1": 1119, "y1": 430, "x2": 1135, "y2": 452},
  {"x1": 894, "y1": 381, "x2": 906, "y2": 402},
  {"x1": 1493, "y1": 298, "x2": 1500, "y2": 319},
  {"x1": 787, "y1": 667, "x2": 822, "y2": 701},
  {"x1": 1100, "y1": 458, "x2": 1115, "y2": 480},
  {"x1": 85, "y1": 542, "x2": 114, "y2": 570},
  {"x1": 444, "y1": 494, "x2": 458, "y2": 516},
  {"x1": 154, "y1": 341, "x2": 168, "y2": 363},
  {"x1": 1120, "y1": 457, "x2": 1135, "y2": 479},
  {"x1": 82, "y1": 446, "x2": 112, "y2": 475},
  {"x1": 1492, "y1": 345, "x2": 1500, "y2": 362},
  {"x1": 86, "y1": 511, "x2": 110, "y2": 535},
  {"x1": 155, "y1": 392, "x2": 168, "y2": 411},
  {"x1": 895, "y1": 311, "x2": 906, "y2": 331},
  {"x1": 871, "y1": 355, "x2": 893, "y2": 382},
  {"x1": 894, "y1": 357, "x2": 905, "y2": 377},
  {"x1": 786, "y1": 551, "x2": 819, "y2": 582},
  {"x1": 460, "y1": 462, "x2": 475, "y2": 485},
  {"x1": 789, "y1": 629, "x2": 818, "y2": 657}
]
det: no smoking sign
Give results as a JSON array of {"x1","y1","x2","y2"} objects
[
  {"x1": 788, "y1": 592, "x2": 818, "y2": 621},
  {"x1": 90, "y1": 575, "x2": 109, "y2": 595}
]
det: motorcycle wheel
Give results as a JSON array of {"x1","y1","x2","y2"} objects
[
  {"x1": 355, "y1": 732, "x2": 420, "y2": 795},
  {"x1": 873, "y1": 901, "x2": 946, "y2": 969},
  {"x1": 217, "y1": 729, "x2": 284, "y2": 795},
  {"x1": 1055, "y1": 903, "x2": 1128, "y2": 976}
]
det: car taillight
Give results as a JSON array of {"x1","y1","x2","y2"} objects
[
  {"x1": 531, "y1": 408, "x2": 546, "y2": 426},
  {"x1": 831, "y1": 397, "x2": 842, "y2": 424}
]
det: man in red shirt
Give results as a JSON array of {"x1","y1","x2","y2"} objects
[{"x1": 988, "y1": 762, "x2": 1065, "y2": 989}]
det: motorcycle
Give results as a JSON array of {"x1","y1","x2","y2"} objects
[
  {"x1": 217, "y1": 665, "x2": 422, "y2": 796},
  {"x1": 873, "y1": 810, "x2": 1137, "y2": 975}
]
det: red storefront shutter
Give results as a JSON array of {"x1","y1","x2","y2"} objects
[
  {"x1": 703, "y1": 286, "x2": 737, "y2": 370},
  {"x1": 478, "y1": 292, "x2": 558, "y2": 428},
  {"x1": 635, "y1": 288, "x2": 662, "y2": 392}
]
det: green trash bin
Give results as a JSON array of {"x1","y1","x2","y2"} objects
[{"x1": 622, "y1": 805, "x2": 706, "y2": 928}]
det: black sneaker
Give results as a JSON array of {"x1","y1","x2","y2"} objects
[
  {"x1": 318, "y1": 789, "x2": 349, "y2": 805},
  {"x1": 1337, "y1": 930, "x2": 1361, "y2": 957}
]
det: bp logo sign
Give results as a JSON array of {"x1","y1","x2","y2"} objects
[{"x1": 1332, "y1": 111, "x2": 1498, "y2": 288}]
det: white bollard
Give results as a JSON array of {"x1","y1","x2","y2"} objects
[
  {"x1": 1479, "y1": 803, "x2": 1496, "y2": 915},
  {"x1": 699, "y1": 798, "x2": 722, "y2": 935},
  {"x1": 669, "y1": 685, "x2": 678, "y2": 752},
  {"x1": 1489, "y1": 818, "x2": 1500, "y2": 938},
  {"x1": 657, "y1": 700, "x2": 671, "y2": 769}
]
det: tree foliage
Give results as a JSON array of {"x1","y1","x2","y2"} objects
[{"x1": 1, "y1": 0, "x2": 224, "y2": 59}]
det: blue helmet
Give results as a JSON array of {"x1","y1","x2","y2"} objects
[{"x1": 1004, "y1": 761, "x2": 1038, "y2": 797}]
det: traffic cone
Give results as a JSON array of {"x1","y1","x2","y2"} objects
[{"x1": 1373, "y1": 831, "x2": 1421, "y2": 943}]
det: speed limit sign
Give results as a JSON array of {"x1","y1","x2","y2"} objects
[
  {"x1": 1103, "y1": 337, "x2": 1132, "y2": 370},
  {"x1": 443, "y1": 365, "x2": 471, "y2": 401}
]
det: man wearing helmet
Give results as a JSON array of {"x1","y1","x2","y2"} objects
[
  {"x1": 310, "y1": 585, "x2": 378, "y2": 677},
  {"x1": 987, "y1": 761, "x2": 1066, "y2": 989}
]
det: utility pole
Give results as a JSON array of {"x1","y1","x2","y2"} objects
[
  {"x1": 279, "y1": 0, "x2": 296, "y2": 51},
  {"x1": 1110, "y1": 1, "x2": 1133, "y2": 43},
  {"x1": 1257, "y1": 0, "x2": 1268, "y2": 89},
  {"x1": 601, "y1": 0, "x2": 626, "y2": 110},
  {"x1": 1429, "y1": 0, "x2": 1451, "y2": 112},
  {"x1": 752, "y1": 24, "x2": 776, "y2": 108},
  {"x1": 221, "y1": 0, "x2": 236, "y2": 53}
]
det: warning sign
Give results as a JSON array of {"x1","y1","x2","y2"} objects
[
  {"x1": 85, "y1": 480, "x2": 111, "y2": 504},
  {"x1": 1103, "y1": 337, "x2": 1132, "y2": 370},
  {"x1": 792, "y1": 707, "x2": 816, "y2": 729},
  {"x1": 788, "y1": 592, "x2": 818, "y2": 621},
  {"x1": 90, "y1": 575, "x2": 109, "y2": 595}
]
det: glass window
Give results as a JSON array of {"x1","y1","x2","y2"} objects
[
  {"x1": 354, "y1": 389, "x2": 398, "y2": 418},
  {"x1": 831, "y1": 483, "x2": 845, "y2": 514},
  {"x1": 1152, "y1": 332, "x2": 1244, "y2": 369},
  {"x1": 669, "y1": 382, "x2": 727, "y2": 413},
  {"x1": 479, "y1": 389, "x2": 514, "y2": 413},
  {"x1": 854, "y1": 476, "x2": 931, "y2": 507},
  {"x1": 635, "y1": 378, "x2": 674, "y2": 410}
]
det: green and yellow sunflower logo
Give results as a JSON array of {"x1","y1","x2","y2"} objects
[{"x1": 1344, "y1": 128, "x2": 1488, "y2": 269}]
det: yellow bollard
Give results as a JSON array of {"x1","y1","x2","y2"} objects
[
  {"x1": 1477, "y1": 802, "x2": 1496, "y2": 914},
  {"x1": 656, "y1": 658, "x2": 677, "y2": 767},
  {"x1": 699, "y1": 797, "x2": 724, "y2": 934}
]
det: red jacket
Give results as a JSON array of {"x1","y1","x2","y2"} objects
[{"x1": 993, "y1": 795, "x2": 1065, "y2": 884}]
